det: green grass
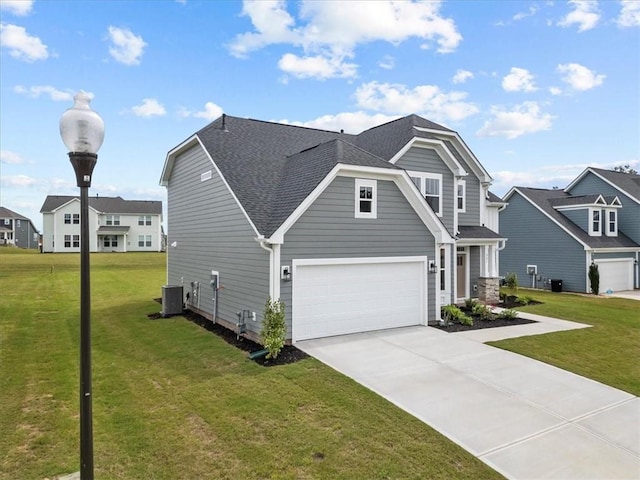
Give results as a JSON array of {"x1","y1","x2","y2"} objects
[
  {"x1": 492, "y1": 288, "x2": 640, "y2": 396},
  {"x1": 0, "y1": 250, "x2": 501, "y2": 480}
]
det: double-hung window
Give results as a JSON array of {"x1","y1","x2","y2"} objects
[
  {"x1": 73, "y1": 214, "x2": 79, "y2": 224},
  {"x1": 64, "y1": 213, "x2": 71, "y2": 224},
  {"x1": 355, "y1": 179, "x2": 377, "y2": 219},
  {"x1": 410, "y1": 172, "x2": 442, "y2": 216},
  {"x1": 138, "y1": 235, "x2": 145, "y2": 247},
  {"x1": 457, "y1": 180, "x2": 466, "y2": 212},
  {"x1": 106, "y1": 215, "x2": 120, "y2": 226},
  {"x1": 72, "y1": 235, "x2": 80, "y2": 248},
  {"x1": 589, "y1": 208, "x2": 601, "y2": 236},
  {"x1": 138, "y1": 215, "x2": 152, "y2": 226},
  {"x1": 606, "y1": 209, "x2": 617, "y2": 236},
  {"x1": 64, "y1": 235, "x2": 71, "y2": 248}
]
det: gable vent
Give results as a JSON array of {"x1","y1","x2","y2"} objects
[{"x1": 201, "y1": 170, "x2": 212, "y2": 182}]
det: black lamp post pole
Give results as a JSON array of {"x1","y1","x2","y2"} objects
[{"x1": 70, "y1": 152, "x2": 97, "y2": 480}]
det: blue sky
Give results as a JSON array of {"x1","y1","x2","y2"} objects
[{"x1": 1, "y1": 0, "x2": 638, "y2": 232}]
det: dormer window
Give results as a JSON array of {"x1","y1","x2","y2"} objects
[
  {"x1": 589, "y1": 208, "x2": 601, "y2": 236},
  {"x1": 606, "y1": 209, "x2": 617, "y2": 236},
  {"x1": 355, "y1": 179, "x2": 377, "y2": 219}
]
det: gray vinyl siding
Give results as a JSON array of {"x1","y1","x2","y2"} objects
[
  {"x1": 592, "y1": 251, "x2": 637, "y2": 260},
  {"x1": 281, "y1": 176, "x2": 436, "y2": 335},
  {"x1": 500, "y1": 192, "x2": 587, "y2": 292},
  {"x1": 395, "y1": 147, "x2": 455, "y2": 234},
  {"x1": 569, "y1": 173, "x2": 640, "y2": 244},
  {"x1": 15, "y1": 220, "x2": 38, "y2": 249},
  {"x1": 443, "y1": 141, "x2": 481, "y2": 226},
  {"x1": 166, "y1": 145, "x2": 269, "y2": 336},
  {"x1": 560, "y1": 209, "x2": 589, "y2": 232}
]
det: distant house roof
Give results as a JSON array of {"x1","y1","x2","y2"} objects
[
  {"x1": 508, "y1": 187, "x2": 638, "y2": 249},
  {"x1": 40, "y1": 196, "x2": 162, "y2": 215},
  {"x1": 162, "y1": 114, "x2": 480, "y2": 238},
  {"x1": 566, "y1": 167, "x2": 640, "y2": 204},
  {"x1": 487, "y1": 191, "x2": 506, "y2": 204},
  {"x1": 548, "y1": 194, "x2": 618, "y2": 207},
  {"x1": 0, "y1": 206, "x2": 30, "y2": 220}
]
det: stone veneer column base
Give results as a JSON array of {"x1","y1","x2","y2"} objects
[{"x1": 478, "y1": 277, "x2": 500, "y2": 305}]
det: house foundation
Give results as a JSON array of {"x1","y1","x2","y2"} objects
[{"x1": 478, "y1": 277, "x2": 500, "y2": 305}]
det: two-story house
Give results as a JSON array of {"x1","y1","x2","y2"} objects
[
  {"x1": 160, "y1": 114, "x2": 504, "y2": 342},
  {"x1": 0, "y1": 207, "x2": 40, "y2": 249},
  {"x1": 40, "y1": 196, "x2": 163, "y2": 253},
  {"x1": 500, "y1": 167, "x2": 640, "y2": 294}
]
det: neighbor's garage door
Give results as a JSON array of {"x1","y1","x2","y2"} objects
[
  {"x1": 594, "y1": 258, "x2": 634, "y2": 293},
  {"x1": 292, "y1": 257, "x2": 426, "y2": 342}
]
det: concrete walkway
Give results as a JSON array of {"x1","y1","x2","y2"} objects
[{"x1": 298, "y1": 320, "x2": 640, "y2": 479}]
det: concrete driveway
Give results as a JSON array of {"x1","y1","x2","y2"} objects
[
  {"x1": 610, "y1": 290, "x2": 640, "y2": 301},
  {"x1": 298, "y1": 326, "x2": 640, "y2": 479}
]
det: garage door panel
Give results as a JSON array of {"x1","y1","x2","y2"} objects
[
  {"x1": 595, "y1": 259, "x2": 633, "y2": 293},
  {"x1": 293, "y1": 258, "x2": 426, "y2": 341}
]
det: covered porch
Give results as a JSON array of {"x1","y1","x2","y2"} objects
[{"x1": 97, "y1": 226, "x2": 130, "y2": 252}]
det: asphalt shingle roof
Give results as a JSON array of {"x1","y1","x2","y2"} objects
[
  {"x1": 457, "y1": 225, "x2": 503, "y2": 240},
  {"x1": 40, "y1": 196, "x2": 162, "y2": 215},
  {"x1": 548, "y1": 194, "x2": 617, "y2": 206},
  {"x1": 0, "y1": 206, "x2": 30, "y2": 220},
  {"x1": 514, "y1": 187, "x2": 638, "y2": 249},
  {"x1": 589, "y1": 167, "x2": 640, "y2": 202}
]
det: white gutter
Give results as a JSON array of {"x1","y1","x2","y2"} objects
[{"x1": 256, "y1": 236, "x2": 281, "y2": 300}]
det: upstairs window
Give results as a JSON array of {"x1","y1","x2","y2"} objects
[
  {"x1": 410, "y1": 172, "x2": 442, "y2": 216},
  {"x1": 106, "y1": 215, "x2": 120, "y2": 226},
  {"x1": 589, "y1": 209, "x2": 601, "y2": 236},
  {"x1": 73, "y1": 214, "x2": 79, "y2": 224},
  {"x1": 457, "y1": 180, "x2": 466, "y2": 212},
  {"x1": 64, "y1": 213, "x2": 71, "y2": 224},
  {"x1": 355, "y1": 179, "x2": 377, "y2": 219},
  {"x1": 606, "y1": 209, "x2": 617, "y2": 237},
  {"x1": 138, "y1": 215, "x2": 151, "y2": 226}
]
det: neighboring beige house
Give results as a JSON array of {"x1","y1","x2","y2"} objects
[{"x1": 40, "y1": 195, "x2": 163, "y2": 253}]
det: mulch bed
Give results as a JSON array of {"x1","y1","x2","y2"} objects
[{"x1": 147, "y1": 306, "x2": 308, "y2": 367}]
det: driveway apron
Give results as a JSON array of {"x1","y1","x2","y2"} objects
[{"x1": 298, "y1": 326, "x2": 640, "y2": 480}]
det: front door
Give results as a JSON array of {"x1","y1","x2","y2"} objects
[{"x1": 456, "y1": 253, "x2": 467, "y2": 300}]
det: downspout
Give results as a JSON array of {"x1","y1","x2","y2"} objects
[{"x1": 256, "y1": 236, "x2": 280, "y2": 300}]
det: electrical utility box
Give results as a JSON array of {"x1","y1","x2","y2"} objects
[{"x1": 161, "y1": 285, "x2": 183, "y2": 317}]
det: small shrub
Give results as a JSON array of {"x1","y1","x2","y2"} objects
[
  {"x1": 589, "y1": 262, "x2": 600, "y2": 295},
  {"x1": 260, "y1": 297, "x2": 286, "y2": 359},
  {"x1": 464, "y1": 298, "x2": 478, "y2": 310},
  {"x1": 441, "y1": 304, "x2": 473, "y2": 326},
  {"x1": 499, "y1": 290, "x2": 508, "y2": 302},
  {"x1": 497, "y1": 309, "x2": 518, "y2": 320},
  {"x1": 516, "y1": 295, "x2": 533, "y2": 306},
  {"x1": 472, "y1": 302, "x2": 494, "y2": 320},
  {"x1": 504, "y1": 272, "x2": 518, "y2": 290}
]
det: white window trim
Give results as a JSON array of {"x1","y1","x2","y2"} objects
[
  {"x1": 355, "y1": 178, "x2": 377, "y2": 219},
  {"x1": 409, "y1": 171, "x2": 443, "y2": 217},
  {"x1": 457, "y1": 179, "x2": 466, "y2": 213},
  {"x1": 606, "y1": 209, "x2": 617, "y2": 237},
  {"x1": 589, "y1": 208, "x2": 601, "y2": 236}
]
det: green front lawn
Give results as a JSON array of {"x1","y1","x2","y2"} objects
[
  {"x1": 492, "y1": 288, "x2": 640, "y2": 396},
  {"x1": 0, "y1": 250, "x2": 500, "y2": 480}
]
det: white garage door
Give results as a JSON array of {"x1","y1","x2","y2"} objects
[
  {"x1": 595, "y1": 259, "x2": 634, "y2": 293},
  {"x1": 292, "y1": 257, "x2": 427, "y2": 342}
]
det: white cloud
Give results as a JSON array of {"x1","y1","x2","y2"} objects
[
  {"x1": 107, "y1": 26, "x2": 147, "y2": 65},
  {"x1": 0, "y1": 0, "x2": 34, "y2": 16},
  {"x1": 1, "y1": 174, "x2": 39, "y2": 187},
  {"x1": 513, "y1": 5, "x2": 539, "y2": 21},
  {"x1": 0, "y1": 150, "x2": 26, "y2": 164},
  {"x1": 355, "y1": 81, "x2": 479, "y2": 123},
  {"x1": 477, "y1": 101, "x2": 554, "y2": 139},
  {"x1": 452, "y1": 69, "x2": 473, "y2": 84},
  {"x1": 557, "y1": 63, "x2": 605, "y2": 90},
  {"x1": 502, "y1": 67, "x2": 537, "y2": 92},
  {"x1": 558, "y1": 0, "x2": 600, "y2": 31},
  {"x1": 229, "y1": 0, "x2": 462, "y2": 79},
  {"x1": 617, "y1": 0, "x2": 640, "y2": 28},
  {"x1": 130, "y1": 98, "x2": 166, "y2": 117},
  {"x1": 193, "y1": 102, "x2": 223, "y2": 121},
  {"x1": 280, "y1": 111, "x2": 399, "y2": 134},
  {"x1": 0, "y1": 23, "x2": 48, "y2": 61},
  {"x1": 378, "y1": 55, "x2": 395, "y2": 70},
  {"x1": 278, "y1": 52, "x2": 357, "y2": 79},
  {"x1": 13, "y1": 84, "x2": 74, "y2": 101},
  {"x1": 549, "y1": 86, "x2": 563, "y2": 95}
]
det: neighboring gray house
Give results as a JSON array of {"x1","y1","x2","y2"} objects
[
  {"x1": 40, "y1": 196, "x2": 163, "y2": 253},
  {"x1": 0, "y1": 207, "x2": 40, "y2": 249},
  {"x1": 500, "y1": 167, "x2": 640, "y2": 294},
  {"x1": 160, "y1": 114, "x2": 504, "y2": 342}
]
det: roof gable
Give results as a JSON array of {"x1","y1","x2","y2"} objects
[
  {"x1": 566, "y1": 167, "x2": 640, "y2": 205},
  {"x1": 504, "y1": 187, "x2": 638, "y2": 250}
]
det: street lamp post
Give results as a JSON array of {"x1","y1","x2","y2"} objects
[{"x1": 60, "y1": 92, "x2": 105, "y2": 480}]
